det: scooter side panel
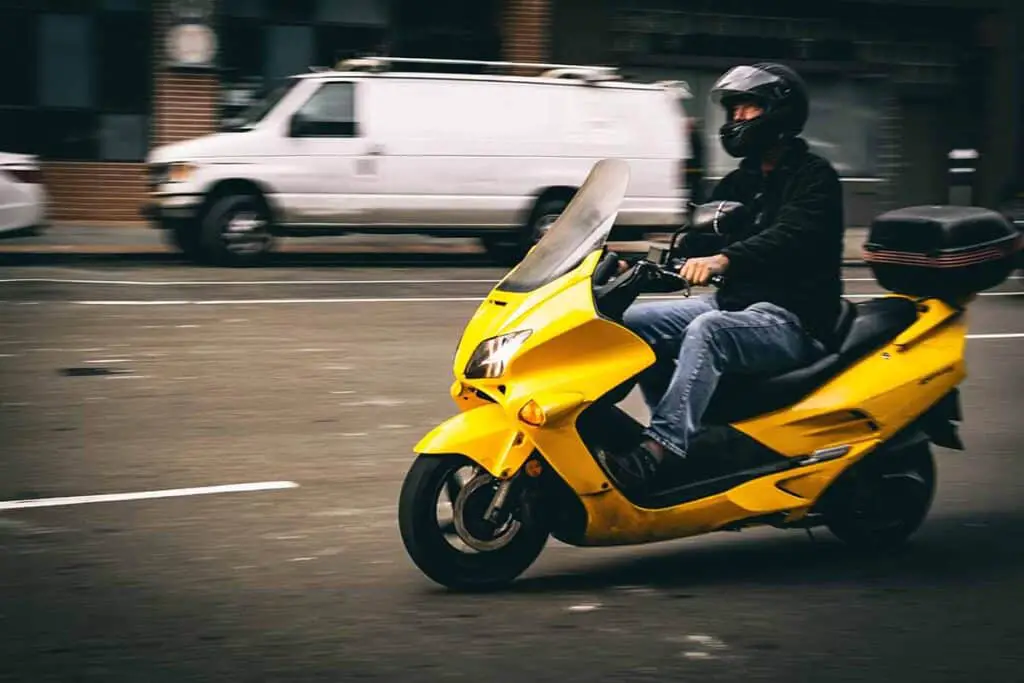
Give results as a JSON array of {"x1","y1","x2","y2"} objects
[
  {"x1": 571, "y1": 440, "x2": 885, "y2": 546},
  {"x1": 732, "y1": 304, "x2": 966, "y2": 460}
]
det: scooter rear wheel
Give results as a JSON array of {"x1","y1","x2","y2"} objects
[
  {"x1": 824, "y1": 444, "x2": 936, "y2": 551},
  {"x1": 398, "y1": 454, "x2": 549, "y2": 591}
]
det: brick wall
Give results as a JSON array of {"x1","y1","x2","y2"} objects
[
  {"x1": 45, "y1": 0, "x2": 219, "y2": 224},
  {"x1": 152, "y1": 0, "x2": 219, "y2": 147},
  {"x1": 41, "y1": 163, "x2": 149, "y2": 224},
  {"x1": 503, "y1": 0, "x2": 550, "y2": 70}
]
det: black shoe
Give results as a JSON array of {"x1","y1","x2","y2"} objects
[{"x1": 599, "y1": 442, "x2": 663, "y2": 495}]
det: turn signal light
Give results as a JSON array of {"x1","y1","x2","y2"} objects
[
  {"x1": 524, "y1": 459, "x2": 544, "y2": 478},
  {"x1": 518, "y1": 400, "x2": 546, "y2": 426}
]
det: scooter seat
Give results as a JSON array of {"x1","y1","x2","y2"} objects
[{"x1": 703, "y1": 297, "x2": 919, "y2": 423}]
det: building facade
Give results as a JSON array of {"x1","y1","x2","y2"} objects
[
  {"x1": 0, "y1": 0, "x2": 1018, "y2": 225},
  {"x1": 551, "y1": 0, "x2": 1024, "y2": 224}
]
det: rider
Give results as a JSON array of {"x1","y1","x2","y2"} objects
[{"x1": 604, "y1": 62, "x2": 846, "y2": 494}]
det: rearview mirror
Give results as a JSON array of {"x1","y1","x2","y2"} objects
[{"x1": 689, "y1": 201, "x2": 751, "y2": 235}]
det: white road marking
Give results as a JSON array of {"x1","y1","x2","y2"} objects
[
  {"x1": 0, "y1": 277, "x2": 499, "y2": 286},
  {"x1": 1, "y1": 275, "x2": 1020, "y2": 286},
  {"x1": 83, "y1": 358, "x2": 131, "y2": 364},
  {"x1": 340, "y1": 398, "x2": 407, "y2": 407},
  {"x1": 69, "y1": 290, "x2": 1024, "y2": 306},
  {"x1": 966, "y1": 333, "x2": 1024, "y2": 339},
  {"x1": 567, "y1": 603, "x2": 602, "y2": 612},
  {"x1": 0, "y1": 481, "x2": 299, "y2": 511}
]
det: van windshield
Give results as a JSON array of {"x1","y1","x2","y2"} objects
[
  {"x1": 221, "y1": 78, "x2": 299, "y2": 131},
  {"x1": 496, "y1": 159, "x2": 631, "y2": 293}
]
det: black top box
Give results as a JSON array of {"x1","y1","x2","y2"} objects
[{"x1": 864, "y1": 205, "x2": 1022, "y2": 299}]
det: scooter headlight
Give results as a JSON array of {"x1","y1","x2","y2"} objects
[{"x1": 464, "y1": 330, "x2": 532, "y2": 380}]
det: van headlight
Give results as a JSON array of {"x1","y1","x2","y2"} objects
[
  {"x1": 464, "y1": 330, "x2": 532, "y2": 379},
  {"x1": 167, "y1": 162, "x2": 197, "y2": 183}
]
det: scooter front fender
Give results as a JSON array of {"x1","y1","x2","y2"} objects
[{"x1": 414, "y1": 403, "x2": 534, "y2": 479}]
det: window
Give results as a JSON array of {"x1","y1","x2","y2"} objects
[
  {"x1": 223, "y1": 77, "x2": 299, "y2": 131},
  {"x1": 38, "y1": 14, "x2": 94, "y2": 108},
  {"x1": 216, "y1": 0, "x2": 391, "y2": 127},
  {"x1": 0, "y1": 4, "x2": 152, "y2": 161},
  {"x1": 266, "y1": 24, "x2": 314, "y2": 81},
  {"x1": 293, "y1": 82, "x2": 357, "y2": 137},
  {"x1": 0, "y1": 11, "x2": 37, "y2": 107}
]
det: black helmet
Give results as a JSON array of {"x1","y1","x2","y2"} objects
[{"x1": 710, "y1": 62, "x2": 809, "y2": 159}]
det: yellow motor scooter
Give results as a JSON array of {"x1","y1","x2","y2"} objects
[{"x1": 398, "y1": 159, "x2": 1021, "y2": 591}]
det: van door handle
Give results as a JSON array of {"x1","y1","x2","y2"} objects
[{"x1": 366, "y1": 144, "x2": 385, "y2": 156}]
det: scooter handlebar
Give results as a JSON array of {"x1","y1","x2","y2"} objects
[
  {"x1": 665, "y1": 257, "x2": 726, "y2": 289},
  {"x1": 594, "y1": 254, "x2": 724, "y2": 320}
]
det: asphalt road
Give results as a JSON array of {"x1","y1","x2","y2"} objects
[{"x1": 0, "y1": 258, "x2": 1022, "y2": 682}]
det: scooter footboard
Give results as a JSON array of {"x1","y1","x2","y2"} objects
[{"x1": 414, "y1": 404, "x2": 535, "y2": 479}]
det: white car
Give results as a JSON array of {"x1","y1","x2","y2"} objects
[
  {"x1": 0, "y1": 152, "x2": 47, "y2": 237},
  {"x1": 144, "y1": 56, "x2": 690, "y2": 266}
]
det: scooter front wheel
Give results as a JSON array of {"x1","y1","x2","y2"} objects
[{"x1": 398, "y1": 454, "x2": 549, "y2": 591}]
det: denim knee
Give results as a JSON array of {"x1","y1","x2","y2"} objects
[{"x1": 622, "y1": 303, "x2": 659, "y2": 342}]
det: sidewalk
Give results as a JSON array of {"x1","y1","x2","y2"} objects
[{"x1": 0, "y1": 224, "x2": 871, "y2": 264}]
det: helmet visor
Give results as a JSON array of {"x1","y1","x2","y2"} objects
[{"x1": 709, "y1": 65, "x2": 785, "y2": 105}]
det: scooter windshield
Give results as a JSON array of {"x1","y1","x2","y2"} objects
[{"x1": 496, "y1": 159, "x2": 631, "y2": 293}]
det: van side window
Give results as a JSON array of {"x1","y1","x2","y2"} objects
[{"x1": 293, "y1": 82, "x2": 357, "y2": 137}]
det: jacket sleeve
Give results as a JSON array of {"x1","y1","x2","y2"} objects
[
  {"x1": 720, "y1": 161, "x2": 842, "y2": 274},
  {"x1": 708, "y1": 172, "x2": 737, "y2": 201}
]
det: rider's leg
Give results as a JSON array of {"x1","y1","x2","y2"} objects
[
  {"x1": 611, "y1": 302, "x2": 826, "y2": 493},
  {"x1": 622, "y1": 294, "x2": 718, "y2": 409}
]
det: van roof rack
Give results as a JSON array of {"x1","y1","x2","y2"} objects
[
  {"x1": 331, "y1": 56, "x2": 621, "y2": 82},
  {"x1": 654, "y1": 79, "x2": 694, "y2": 99}
]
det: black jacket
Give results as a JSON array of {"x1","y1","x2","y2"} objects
[{"x1": 700, "y1": 138, "x2": 845, "y2": 344}]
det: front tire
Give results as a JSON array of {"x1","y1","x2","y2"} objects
[
  {"x1": 824, "y1": 443, "x2": 936, "y2": 551},
  {"x1": 398, "y1": 455, "x2": 548, "y2": 591},
  {"x1": 198, "y1": 194, "x2": 275, "y2": 267}
]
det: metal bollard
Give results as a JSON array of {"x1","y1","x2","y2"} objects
[{"x1": 948, "y1": 148, "x2": 978, "y2": 206}]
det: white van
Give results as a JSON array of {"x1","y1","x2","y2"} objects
[{"x1": 143, "y1": 57, "x2": 690, "y2": 266}]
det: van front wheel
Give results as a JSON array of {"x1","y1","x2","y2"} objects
[{"x1": 198, "y1": 194, "x2": 275, "y2": 267}]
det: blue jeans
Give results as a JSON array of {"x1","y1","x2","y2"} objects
[{"x1": 623, "y1": 294, "x2": 826, "y2": 459}]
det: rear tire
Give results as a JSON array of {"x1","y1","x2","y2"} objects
[
  {"x1": 481, "y1": 197, "x2": 569, "y2": 266},
  {"x1": 398, "y1": 454, "x2": 548, "y2": 591},
  {"x1": 824, "y1": 443, "x2": 936, "y2": 551}
]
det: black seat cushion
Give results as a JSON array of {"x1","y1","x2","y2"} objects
[{"x1": 703, "y1": 297, "x2": 919, "y2": 423}]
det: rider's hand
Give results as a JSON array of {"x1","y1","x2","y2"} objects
[
  {"x1": 680, "y1": 254, "x2": 729, "y2": 286},
  {"x1": 616, "y1": 259, "x2": 630, "y2": 275}
]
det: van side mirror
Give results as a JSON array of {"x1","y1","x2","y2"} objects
[{"x1": 289, "y1": 113, "x2": 311, "y2": 137}]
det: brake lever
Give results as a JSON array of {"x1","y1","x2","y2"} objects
[
  {"x1": 646, "y1": 264, "x2": 691, "y2": 296},
  {"x1": 667, "y1": 257, "x2": 725, "y2": 290}
]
